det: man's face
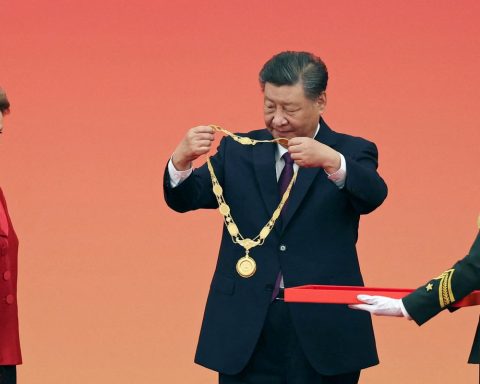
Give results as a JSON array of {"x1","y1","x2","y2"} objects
[{"x1": 263, "y1": 82, "x2": 326, "y2": 140}]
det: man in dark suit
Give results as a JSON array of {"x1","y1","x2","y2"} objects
[
  {"x1": 352, "y1": 220, "x2": 480, "y2": 364},
  {"x1": 164, "y1": 51, "x2": 388, "y2": 383}
]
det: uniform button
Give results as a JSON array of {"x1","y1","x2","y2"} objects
[
  {"x1": 5, "y1": 294, "x2": 14, "y2": 304},
  {"x1": 279, "y1": 245, "x2": 287, "y2": 251},
  {"x1": 3, "y1": 271, "x2": 11, "y2": 281}
]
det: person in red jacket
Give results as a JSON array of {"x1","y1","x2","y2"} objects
[{"x1": 0, "y1": 88, "x2": 22, "y2": 384}]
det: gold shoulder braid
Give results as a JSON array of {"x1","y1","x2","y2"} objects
[
  {"x1": 433, "y1": 269, "x2": 455, "y2": 308},
  {"x1": 206, "y1": 125, "x2": 296, "y2": 278}
]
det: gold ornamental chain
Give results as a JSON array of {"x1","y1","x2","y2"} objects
[{"x1": 206, "y1": 125, "x2": 297, "y2": 278}]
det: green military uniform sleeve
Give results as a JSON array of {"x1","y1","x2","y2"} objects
[{"x1": 403, "y1": 227, "x2": 480, "y2": 326}]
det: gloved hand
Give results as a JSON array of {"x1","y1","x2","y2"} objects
[{"x1": 349, "y1": 295, "x2": 410, "y2": 318}]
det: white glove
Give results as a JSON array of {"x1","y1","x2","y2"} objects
[{"x1": 349, "y1": 295, "x2": 410, "y2": 318}]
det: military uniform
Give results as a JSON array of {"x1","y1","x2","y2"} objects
[{"x1": 403, "y1": 218, "x2": 480, "y2": 363}]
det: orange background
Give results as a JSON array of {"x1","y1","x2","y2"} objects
[{"x1": 1, "y1": 1, "x2": 480, "y2": 382}]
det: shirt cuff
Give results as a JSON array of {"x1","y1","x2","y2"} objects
[
  {"x1": 326, "y1": 153, "x2": 347, "y2": 189},
  {"x1": 168, "y1": 157, "x2": 193, "y2": 188},
  {"x1": 400, "y1": 299, "x2": 412, "y2": 320}
]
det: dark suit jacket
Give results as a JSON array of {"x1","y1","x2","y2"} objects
[
  {"x1": 164, "y1": 119, "x2": 388, "y2": 375},
  {"x1": 0, "y1": 188, "x2": 22, "y2": 365},
  {"x1": 403, "y1": 230, "x2": 480, "y2": 363}
]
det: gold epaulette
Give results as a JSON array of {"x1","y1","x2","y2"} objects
[{"x1": 433, "y1": 269, "x2": 455, "y2": 308}]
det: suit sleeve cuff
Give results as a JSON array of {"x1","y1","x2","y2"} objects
[
  {"x1": 168, "y1": 156, "x2": 193, "y2": 188},
  {"x1": 400, "y1": 299, "x2": 412, "y2": 320},
  {"x1": 326, "y1": 153, "x2": 347, "y2": 189}
]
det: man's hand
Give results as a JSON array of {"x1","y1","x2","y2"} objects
[
  {"x1": 172, "y1": 126, "x2": 215, "y2": 170},
  {"x1": 349, "y1": 295, "x2": 405, "y2": 317},
  {"x1": 288, "y1": 137, "x2": 340, "y2": 173}
]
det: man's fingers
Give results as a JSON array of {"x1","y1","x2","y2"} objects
[
  {"x1": 290, "y1": 152, "x2": 300, "y2": 161},
  {"x1": 287, "y1": 142, "x2": 303, "y2": 153},
  {"x1": 194, "y1": 133, "x2": 215, "y2": 142},
  {"x1": 188, "y1": 130, "x2": 214, "y2": 143},
  {"x1": 194, "y1": 142, "x2": 212, "y2": 154},
  {"x1": 287, "y1": 137, "x2": 306, "y2": 146},
  {"x1": 193, "y1": 125, "x2": 215, "y2": 134}
]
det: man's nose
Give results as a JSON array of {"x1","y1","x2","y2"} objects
[{"x1": 272, "y1": 111, "x2": 288, "y2": 127}]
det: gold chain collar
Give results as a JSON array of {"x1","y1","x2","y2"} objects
[{"x1": 206, "y1": 125, "x2": 296, "y2": 278}]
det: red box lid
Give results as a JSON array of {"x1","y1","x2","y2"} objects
[{"x1": 284, "y1": 285, "x2": 480, "y2": 308}]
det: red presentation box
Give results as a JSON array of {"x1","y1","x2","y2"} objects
[{"x1": 284, "y1": 285, "x2": 480, "y2": 308}]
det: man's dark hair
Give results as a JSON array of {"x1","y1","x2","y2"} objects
[
  {"x1": 0, "y1": 88, "x2": 10, "y2": 113},
  {"x1": 259, "y1": 51, "x2": 328, "y2": 100}
]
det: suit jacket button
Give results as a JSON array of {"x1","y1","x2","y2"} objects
[
  {"x1": 279, "y1": 245, "x2": 287, "y2": 251},
  {"x1": 3, "y1": 271, "x2": 11, "y2": 281},
  {"x1": 5, "y1": 294, "x2": 14, "y2": 304}
]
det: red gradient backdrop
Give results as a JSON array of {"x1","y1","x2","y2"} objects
[{"x1": 1, "y1": 1, "x2": 480, "y2": 382}]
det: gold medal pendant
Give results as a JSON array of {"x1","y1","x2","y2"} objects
[{"x1": 236, "y1": 255, "x2": 256, "y2": 278}]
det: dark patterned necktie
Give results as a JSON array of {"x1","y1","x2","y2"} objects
[{"x1": 272, "y1": 152, "x2": 295, "y2": 300}]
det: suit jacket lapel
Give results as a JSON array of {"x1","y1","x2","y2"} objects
[{"x1": 282, "y1": 118, "x2": 338, "y2": 230}]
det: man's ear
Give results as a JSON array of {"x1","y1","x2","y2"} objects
[{"x1": 316, "y1": 92, "x2": 327, "y2": 114}]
